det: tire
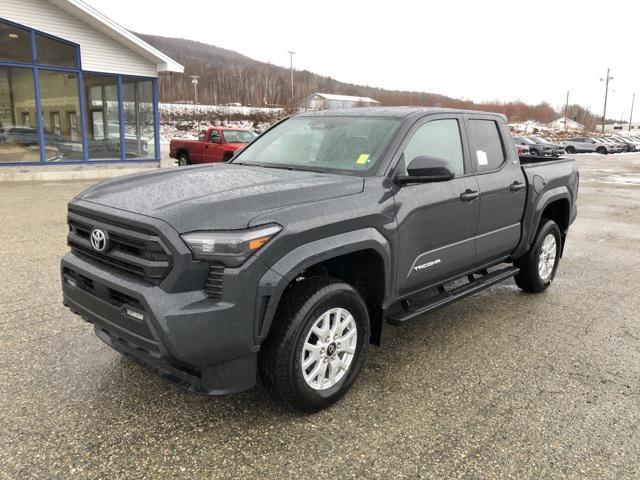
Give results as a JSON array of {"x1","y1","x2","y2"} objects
[
  {"x1": 530, "y1": 149, "x2": 539, "y2": 156},
  {"x1": 596, "y1": 146, "x2": 607, "y2": 155},
  {"x1": 514, "y1": 219, "x2": 561, "y2": 293},
  {"x1": 565, "y1": 146, "x2": 576, "y2": 154},
  {"x1": 259, "y1": 277, "x2": 370, "y2": 412},
  {"x1": 177, "y1": 153, "x2": 190, "y2": 166},
  {"x1": 223, "y1": 151, "x2": 234, "y2": 163}
]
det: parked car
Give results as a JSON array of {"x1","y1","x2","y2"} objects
[
  {"x1": 62, "y1": 107, "x2": 579, "y2": 412},
  {"x1": 170, "y1": 127, "x2": 257, "y2": 166},
  {"x1": 529, "y1": 136, "x2": 565, "y2": 157},
  {"x1": 523, "y1": 137, "x2": 553, "y2": 156},
  {"x1": 512, "y1": 136, "x2": 553, "y2": 156},
  {"x1": 562, "y1": 137, "x2": 611, "y2": 154},
  {"x1": 595, "y1": 137, "x2": 623, "y2": 154},
  {"x1": 0, "y1": 126, "x2": 61, "y2": 146},
  {"x1": 609, "y1": 136, "x2": 639, "y2": 152},
  {"x1": 512, "y1": 136, "x2": 532, "y2": 156}
]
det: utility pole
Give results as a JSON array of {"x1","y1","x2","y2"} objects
[
  {"x1": 630, "y1": 93, "x2": 636, "y2": 132},
  {"x1": 600, "y1": 68, "x2": 613, "y2": 133},
  {"x1": 190, "y1": 75, "x2": 199, "y2": 105},
  {"x1": 287, "y1": 50, "x2": 295, "y2": 106},
  {"x1": 564, "y1": 91, "x2": 569, "y2": 130}
]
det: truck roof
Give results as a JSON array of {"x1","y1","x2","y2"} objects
[{"x1": 297, "y1": 106, "x2": 507, "y2": 121}]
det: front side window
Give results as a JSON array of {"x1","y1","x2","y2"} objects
[
  {"x1": 232, "y1": 116, "x2": 401, "y2": 174},
  {"x1": 468, "y1": 119, "x2": 505, "y2": 172},
  {"x1": 210, "y1": 130, "x2": 221, "y2": 143},
  {"x1": 402, "y1": 119, "x2": 465, "y2": 176}
]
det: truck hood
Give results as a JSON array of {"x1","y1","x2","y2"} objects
[{"x1": 76, "y1": 164, "x2": 364, "y2": 232}]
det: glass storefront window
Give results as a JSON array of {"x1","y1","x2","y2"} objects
[
  {"x1": 0, "y1": 66, "x2": 39, "y2": 163},
  {"x1": 38, "y1": 69, "x2": 83, "y2": 161},
  {"x1": 35, "y1": 34, "x2": 77, "y2": 68},
  {"x1": 122, "y1": 79, "x2": 155, "y2": 159},
  {"x1": 0, "y1": 20, "x2": 159, "y2": 164},
  {"x1": 0, "y1": 22, "x2": 32, "y2": 63},
  {"x1": 84, "y1": 74, "x2": 121, "y2": 159}
]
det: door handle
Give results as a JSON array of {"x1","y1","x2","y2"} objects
[
  {"x1": 460, "y1": 189, "x2": 480, "y2": 202},
  {"x1": 510, "y1": 181, "x2": 526, "y2": 192}
]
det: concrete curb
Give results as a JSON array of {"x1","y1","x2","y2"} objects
[{"x1": 0, "y1": 164, "x2": 161, "y2": 182}]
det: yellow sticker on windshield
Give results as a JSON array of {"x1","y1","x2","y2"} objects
[{"x1": 356, "y1": 154, "x2": 370, "y2": 165}]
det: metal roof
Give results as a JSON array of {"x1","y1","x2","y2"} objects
[{"x1": 48, "y1": 0, "x2": 184, "y2": 73}]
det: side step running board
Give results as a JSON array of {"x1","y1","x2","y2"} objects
[{"x1": 386, "y1": 266, "x2": 519, "y2": 326}]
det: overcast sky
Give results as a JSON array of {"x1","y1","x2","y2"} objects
[{"x1": 86, "y1": 0, "x2": 639, "y2": 121}]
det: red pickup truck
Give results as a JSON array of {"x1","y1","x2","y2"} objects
[{"x1": 170, "y1": 127, "x2": 257, "y2": 166}]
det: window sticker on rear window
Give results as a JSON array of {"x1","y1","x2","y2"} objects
[{"x1": 476, "y1": 150, "x2": 488, "y2": 166}]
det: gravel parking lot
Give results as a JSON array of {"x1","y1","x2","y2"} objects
[{"x1": 1, "y1": 153, "x2": 639, "y2": 479}]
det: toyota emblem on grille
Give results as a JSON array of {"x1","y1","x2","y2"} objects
[{"x1": 90, "y1": 228, "x2": 109, "y2": 252}]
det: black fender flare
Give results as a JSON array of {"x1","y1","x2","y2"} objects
[
  {"x1": 513, "y1": 187, "x2": 571, "y2": 259},
  {"x1": 254, "y1": 228, "x2": 392, "y2": 344}
]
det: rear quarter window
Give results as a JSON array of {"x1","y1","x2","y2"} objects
[{"x1": 468, "y1": 119, "x2": 505, "y2": 172}]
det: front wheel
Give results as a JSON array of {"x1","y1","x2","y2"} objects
[
  {"x1": 260, "y1": 277, "x2": 370, "y2": 412},
  {"x1": 596, "y1": 146, "x2": 607, "y2": 155},
  {"x1": 565, "y1": 146, "x2": 576, "y2": 154},
  {"x1": 514, "y1": 219, "x2": 561, "y2": 293}
]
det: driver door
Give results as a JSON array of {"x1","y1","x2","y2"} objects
[
  {"x1": 203, "y1": 130, "x2": 224, "y2": 162},
  {"x1": 393, "y1": 115, "x2": 480, "y2": 297}
]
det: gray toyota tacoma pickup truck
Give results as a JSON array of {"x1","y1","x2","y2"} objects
[{"x1": 61, "y1": 107, "x2": 579, "y2": 412}]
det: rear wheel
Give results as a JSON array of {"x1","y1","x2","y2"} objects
[
  {"x1": 514, "y1": 219, "x2": 561, "y2": 293},
  {"x1": 178, "y1": 153, "x2": 190, "y2": 166},
  {"x1": 223, "y1": 151, "x2": 234, "y2": 162},
  {"x1": 565, "y1": 146, "x2": 576, "y2": 154},
  {"x1": 530, "y1": 149, "x2": 540, "y2": 156},
  {"x1": 260, "y1": 277, "x2": 370, "y2": 412}
]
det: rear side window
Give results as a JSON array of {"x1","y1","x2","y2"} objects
[
  {"x1": 402, "y1": 119, "x2": 465, "y2": 175},
  {"x1": 468, "y1": 119, "x2": 505, "y2": 172}
]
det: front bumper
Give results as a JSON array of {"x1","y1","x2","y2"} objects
[{"x1": 61, "y1": 246, "x2": 273, "y2": 394}]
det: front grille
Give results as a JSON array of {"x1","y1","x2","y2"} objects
[
  {"x1": 67, "y1": 208, "x2": 171, "y2": 284},
  {"x1": 204, "y1": 263, "x2": 224, "y2": 298}
]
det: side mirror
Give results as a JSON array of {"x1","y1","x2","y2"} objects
[
  {"x1": 397, "y1": 156, "x2": 455, "y2": 184},
  {"x1": 210, "y1": 136, "x2": 221, "y2": 144}
]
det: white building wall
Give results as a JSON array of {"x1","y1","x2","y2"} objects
[
  {"x1": 596, "y1": 123, "x2": 640, "y2": 133},
  {"x1": 0, "y1": 0, "x2": 158, "y2": 77}
]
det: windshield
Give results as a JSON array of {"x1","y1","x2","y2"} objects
[
  {"x1": 531, "y1": 136, "x2": 548, "y2": 144},
  {"x1": 231, "y1": 116, "x2": 401, "y2": 173},
  {"x1": 523, "y1": 137, "x2": 537, "y2": 145},
  {"x1": 223, "y1": 130, "x2": 257, "y2": 143}
]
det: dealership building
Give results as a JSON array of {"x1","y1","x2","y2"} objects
[{"x1": 0, "y1": 0, "x2": 182, "y2": 168}]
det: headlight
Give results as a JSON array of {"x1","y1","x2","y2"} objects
[{"x1": 181, "y1": 224, "x2": 282, "y2": 267}]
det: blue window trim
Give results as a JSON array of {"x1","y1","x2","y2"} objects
[
  {"x1": 117, "y1": 75, "x2": 126, "y2": 160},
  {"x1": 0, "y1": 16, "x2": 161, "y2": 166}
]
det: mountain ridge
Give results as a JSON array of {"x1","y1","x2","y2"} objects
[{"x1": 138, "y1": 33, "x2": 594, "y2": 126}]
